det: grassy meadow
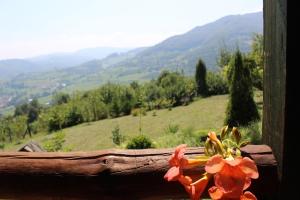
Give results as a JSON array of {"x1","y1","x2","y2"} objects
[{"x1": 3, "y1": 90, "x2": 263, "y2": 152}]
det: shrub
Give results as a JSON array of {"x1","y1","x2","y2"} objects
[
  {"x1": 52, "y1": 92, "x2": 70, "y2": 105},
  {"x1": 65, "y1": 104, "x2": 84, "y2": 126},
  {"x1": 43, "y1": 131, "x2": 66, "y2": 152},
  {"x1": 158, "y1": 71, "x2": 196, "y2": 106},
  {"x1": 154, "y1": 98, "x2": 173, "y2": 109},
  {"x1": 206, "y1": 72, "x2": 229, "y2": 95},
  {"x1": 126, "y1": 135, "x2": 154, "y2": 149},
  {"x1": 131, "y1": 108, "x2": 146, "y2": 117},
  {"x1": 111, "y1": 125, "x2": 125, "y2": 145},
  {"x1": 164, "y1": 123, "x2": 179, "y2": 134},
  {"x1": 156, "y1": 127, "x2": 205, "y2": 148},
  {"x1": 47, "y1": 106, "x2": 65, "y2": 132},
  {"x1": 152, "y1": 111, "x2": 157, "y2": 116},
  {"x1": 180, "y1": 127, "x2": 202, "y2": 147},
  {"x1": 240, "y1": 122, "x2": 262, "y2": 144}
]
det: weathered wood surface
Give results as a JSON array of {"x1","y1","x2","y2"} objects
[
  {"x1": 263, "y1": 0, "x2": 287, "y2": 181},
  {"x1": 0, "y1": 145, "x2": 278, "y2": 199}
]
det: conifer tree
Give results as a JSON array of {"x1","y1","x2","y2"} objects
[
  {"x1": 195, "y1": 59, "x2": 208, "y2": 96},
  {"x1": 225, "y1": 50, "x2": 260, "y2": 127}
]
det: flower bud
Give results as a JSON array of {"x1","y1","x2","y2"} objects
[
  {"x1": 231, "y1": 127, "x2": 241, "y2": 144},
  {"x1": 221, "y1": 125, "x2": 229, "y2": 139},
  {"x1": 239, "y1": 140, "x2": 250, "y2": 148}
]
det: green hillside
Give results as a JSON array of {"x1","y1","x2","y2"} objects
[
  {"x1": 3, "y1": 91, "x2": 263, "y2": 152},
  {"x1": 0, "y1": 12, "x2": 262, "y2": 114}
]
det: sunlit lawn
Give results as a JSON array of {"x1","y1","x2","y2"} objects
[{"x1": 4, "y1": 90, "x2": 262, "y2": 152}]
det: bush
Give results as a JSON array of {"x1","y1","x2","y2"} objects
[
  {"x1": 240, "y1": 122, "x2": 262, "y2": 144},
  {"x1": 65, "y1": 104, "x2": 84, "y2": 127},
  {"x1": 206, "y1": 72, "x2": 229, "y2": 95},
  {"x1": 47, "y1": 106, "x2": 65, "y2": 132},
  {"x1": 131, "y1": 108, "x2": 147, "y2": 117},
  {"x1": 126, "y1": 135, "x2": 154, "y2": 149},
  {"x1": 43, "y1": 131, "x2": 66, "y2": 152},
  {"x1": 158, "y1": 71, "x2": 196, "y2": 106},
  {"x1": 52, "y1": 92, "x2": 70, "y2": 105},
  {"x1": 111, "y1": 125, "x2": 125, "y2": 145},
  {"x1": 164, "y1": 123, "x2": 179, "y2": 134},
  {"x1": 152, "y1": 111, "x2": 157, "y2": 117},
  {"x1": 156, "y1": 127, "x2": 205, "y2": 148}
]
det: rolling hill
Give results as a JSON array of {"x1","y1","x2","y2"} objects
[
  {"x1": 107, "y1": 11, "x2": 263, "y2": 76},
  {"x1": 0, "y1": 11, "x2": 262, "y2": 113},
  {"x1": 0, "y1": 47, "x2": 131, "y2": 80}
]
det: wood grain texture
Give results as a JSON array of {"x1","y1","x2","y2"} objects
[
  {"x1": 0, "y1": 145, "x2": 279, "y2": 199},
  {"x1": 263, "y1": 0, "x2": 287, "y2": 181}
]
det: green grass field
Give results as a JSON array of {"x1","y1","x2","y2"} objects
[{"x1": 3, "y1": 91, "x2": 263, "y2": 152}]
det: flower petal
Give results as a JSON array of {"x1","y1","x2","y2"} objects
[
  {"x1": 240, "y1": 191, "x2": 257, "y2": 200},
  {"x1": 175, "y1": 144, "x2": 187, "y2": 160},
  {"x1": 169, "y1": 154, "x2": 177, "y2": 166},
  {"x1": 214, "y1": 162, "x2": 246, "y2": 198},
  {"x1": 243, "y1": 177, "x2": 251, "y2": 190},
  {"x1": 178, "y1": 175, "x2": 192, "y2": 186},
  {"x1": 239, "y1": 157, "x2": 259, "y2": 179},
  {"x1": 208, "y1": 186, "x2": 224, "y2": 200},
  {"x1": 205, "y1": 154, "x2": 225, "y2": 174},
  {"x1": 164, "y1": 166, "x2": 180, "y2": 181},
  {"x1": 225, "y1": 156, "x2": 242, "y2": 166},
  {"x1": 182, "y1": 174, "x2": 210, "y2": 200}
]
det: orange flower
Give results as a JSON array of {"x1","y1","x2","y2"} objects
[
  {"x1": 240, "y1": 191, "x2": 257, "y2": 200},
  {"x1": 164, "y1": 144, "x2": 189, "y2": 181},
  {"x1": 164, "y1": 144, "x2": 211, "y2": 200},
  {"x1": 205, "y1": 155, "x2": 258, "y2": 199},
  {"x1": 208, "y1": 187, "x2": 257, "y2": 200},
  {"x1": 178, "y1": 174, "x2": 210, "y2": 200},
  {"x1": 164, "y1": 144, "x2": 208, "y2": 181}
]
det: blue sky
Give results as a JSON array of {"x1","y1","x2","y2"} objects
[{"x1": 0, "y1": 0, "x2": 262, "y2": 59}]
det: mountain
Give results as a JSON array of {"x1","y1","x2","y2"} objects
[
  {"x1": 108, "y1": 11, "x2": 263, "y2": 76},
  {"x1": 0, "y1": 11, "x2": 262, "y2": 113},
  {"x1": 55, "y1": 11, "x2": 262, "y2": 83},
  {"x1": 0, "y1": 47, "x2": 132, "y2": 80},
  {"x1": 53, "y1": 12, "x2": 263, "y2": 84},
  {"x1": 0, "y1": 59, "x2": 37, "y2": 80},
  {"x1": 29, "y1": 47, "x2": 132, "y2": 69}
]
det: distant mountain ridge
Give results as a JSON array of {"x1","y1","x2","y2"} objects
[
  {"x1": 0, "y1": 11, "x2": 262, "y2": 113},
  {"x1": 108, "y1": 11, "x2": 263, "y2": 75},
  {"x1": 57, "y1": 11, "x2": 262, "y2": 83},
  {"x1": 0, "y1": 47, "x2": 132, "y2": 80}
]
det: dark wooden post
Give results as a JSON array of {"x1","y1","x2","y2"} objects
[{"x1": 263, "y1": 0, "x2": 287, "y2": 197}]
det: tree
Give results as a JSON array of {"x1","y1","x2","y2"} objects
[
  {"x1": 225, "y1": 50, "x2": 260, "y2": 127},
  {"x1": 14, "y1": 99, "x2": 41, "y2": 138},
  {"x1": 52, "y1": 92, "x2": 70, "y2": 105},
  {"x1": 248, "y1": 33, "x2": 264, "y2": 90},
  {"x1": 216, "y1": 46, "x2": 232, "y2": 68},
  {"x1": 250, "y1": 33, "x2": 264, "y2": 68},
  {"x1": 195, "y1": 59, "x2": 208, "y2": 96}
]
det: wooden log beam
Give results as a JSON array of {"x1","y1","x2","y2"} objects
[{"x1": 0, "y1": 145, "x2": 278, "y2": 199}]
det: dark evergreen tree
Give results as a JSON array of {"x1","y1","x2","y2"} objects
[
  {"x1": 225, "y1": 50, "x2": 260, "y2": 127},
  {"x1": 195, "y1": 59, "x2": 208, "y2": 96}
]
